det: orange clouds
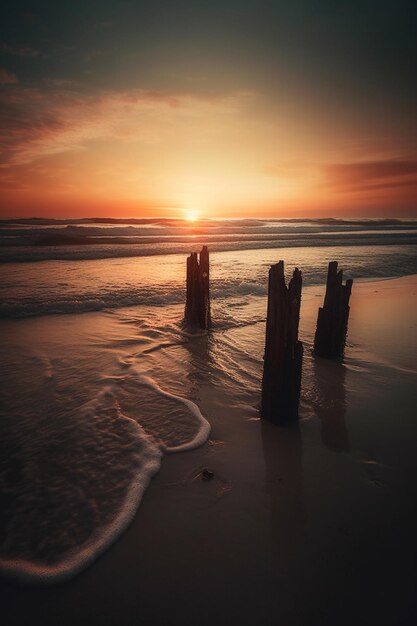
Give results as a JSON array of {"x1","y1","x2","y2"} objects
[
  {"x1": 324, "y1": 159, "x2": 417, "y2": 193},
  {"x1": 0, "y1": 85, "x2": 241, "y2": 166},
  {"x1": 1, "y1": 82, "x2": 416, "y2": 218}
]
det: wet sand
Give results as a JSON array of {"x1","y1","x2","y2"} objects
[{"x1": 2, "y1": 275, "x2": 417, "y2": 625}]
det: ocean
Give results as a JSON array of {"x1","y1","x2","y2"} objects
[
  {"x1": 1, "y1": 217, "x2": 416, "y2": 585},
  {"x1": 1, "y1": 217, "x2": 417, "y2": 317}
]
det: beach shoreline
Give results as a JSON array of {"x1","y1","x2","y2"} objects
[{"x1": 1, "y1": 274, "x2": 417, "y2": 625}]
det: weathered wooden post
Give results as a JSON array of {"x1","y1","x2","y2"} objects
[
  {"x1": 184, "y1": 245, "x2": 211, "y2": 329},
  {"x1": 314, "y1": 261, "x2": 353, "y2": 359},
  {"x1": 199, "y1": 244, "x2": 211, "y2": 328},
  {"x1": 261, "y1": 261, "x2": 303, "y2": 425}
]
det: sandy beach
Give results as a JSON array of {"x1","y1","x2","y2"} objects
[
  {"x1": 2, "y1": 0, "x2": 417, "y2": 621},
  {"x1": 1, "y1": 273, "x2": 416, "y2": 625}
]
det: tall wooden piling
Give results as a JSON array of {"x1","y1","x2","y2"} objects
[
  {"x1": 314, "y1": 261, "x2": 353, "y2": 359},
  {"x1": 261, "y1": 261, "x2": 303, "y2": 425},
  {"x1": 184, "y1": 245, "x2": 211, "y2": 329}
]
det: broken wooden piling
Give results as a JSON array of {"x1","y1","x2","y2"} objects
[
  {"x1": 261, "y1": 261, "x2": 303, "y2": 425},
  {"x1": 314, "y1": 261, "x2": 353, "y2": 359},
  {"x1": 184, "y1": 245, "x2": 211, "y2": 329}
]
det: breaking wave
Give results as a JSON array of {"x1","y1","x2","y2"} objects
[
  {"x1": 1, "y1": 242, "x2": 416, "y2": 318},
  {"x1": 1, "y1": 217, "x2": 416, "y2": 263}
]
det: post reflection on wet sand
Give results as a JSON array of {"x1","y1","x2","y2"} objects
[
  {"x1": 182, "y1": 329, "x2": 216, "y2": 395},
  {"x1": 261, "y1": 421, "x2": 305, "y2": 543},
  {"x1": 311, "y1": 357, "x2": 349, "y2": 453}
]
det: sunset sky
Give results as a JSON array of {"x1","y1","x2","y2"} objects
[{"x1": 1, "y1": 0, "x2": 416, "y2": 219}]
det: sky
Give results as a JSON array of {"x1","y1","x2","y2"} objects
[{"x1": 0, "y1": 0, "x2": 416, "y2": 219}]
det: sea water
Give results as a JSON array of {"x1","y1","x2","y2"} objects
[{"x1": 1, "y1": 217, "x2": 416, "y2": 584}]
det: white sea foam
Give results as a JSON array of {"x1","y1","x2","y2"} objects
[
  {"x1": 0, "y1": 217, "x2": 416, "y2": 264},
  {"x1": 1, "y1": 217, "x2": 416, "y2": 243},
  {"x1": 1, "y1": 242, "x2": 416, "y2": 318},
  {"x1": 0, "y1": 370, "x2": 210, "y2": 585},
  {"x1": 128, "y1": 372, "x2": 211, "y2": 452},
  {"x1": 1, "y1": 230, "x2": 416, "y2": 264}
]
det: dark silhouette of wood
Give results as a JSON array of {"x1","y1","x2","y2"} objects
[
  {"x1": 261, "y1": 261, "x2": 303, "y2": 425},
  {"x1": 314, "y1": 261, "x2": 353, "y2": 359},
  {"x1": 184, "y1": 245, "x2": 211, "y2": 329}
]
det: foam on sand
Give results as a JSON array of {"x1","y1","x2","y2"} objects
[
  {"x1": 124, "y1": 371, "x2": 211, "y2": 453},
  {"x1": 0, "y1": 374, "x2": 210, "y2": 586}
]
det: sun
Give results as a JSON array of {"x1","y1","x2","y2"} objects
[{"x1": 184, "y1": 209, "x2": 199, "y2": 222}]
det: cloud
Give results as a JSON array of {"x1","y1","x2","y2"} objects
[
  {"x1": 1, "y1": 43, "x2": 40, "y2": 57},
  {"x1": 42, "y1": 78, "x2": 77, "y2": 87},
  {"x1": 0, "y1": 85, "x2": 245, "y2": 167},
  {"x1": 0, "y1": 68, "x2": 18, "y2": 85},
  {"x1": 325, "y1": 159, "x2": 417, "y2": 192},
  {"x1": 263, "y1": 161, "x2": 313, "y2": 177}
]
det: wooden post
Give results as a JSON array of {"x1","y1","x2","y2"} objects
[
  {"x1": 261, "y1": 261, "x2": 303, "y2": 425},
  {"x1": 199, "y1": 245, "x2": 211, "y2": 329},
  {"x1": 184, "y1": 245, "x2": 211, "y2": 329},
  {"x1": 314, "y1": 261, "x2": 353, "y2": 359}
]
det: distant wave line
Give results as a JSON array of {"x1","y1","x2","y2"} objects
[
  {"x1": 1, "y1": 217, "x2": 416, "y2": 227},
  {"x1": 1, "y1": 233, "x2": 417, "y2": 263}
]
